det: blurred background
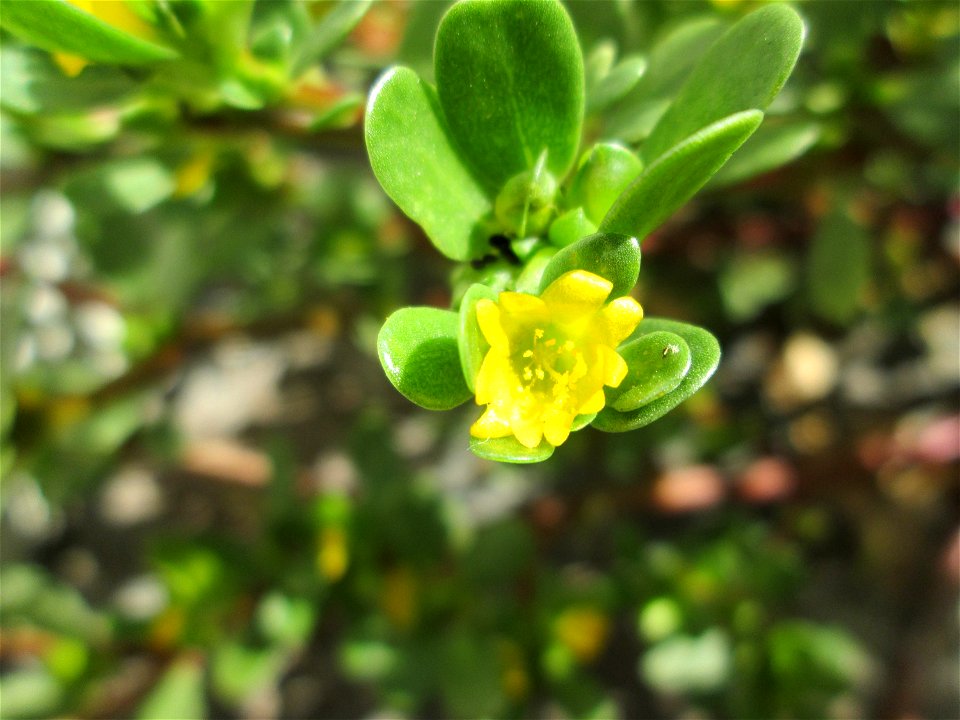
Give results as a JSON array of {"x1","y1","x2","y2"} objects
[{"x1": 0, "y1": 1, "x2": 957, "y2": 718}]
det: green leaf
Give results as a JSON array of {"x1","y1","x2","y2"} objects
[
  {"x1": 493, "y1": 153, "x2": 559, "y2": 237},
  {"x1": 458, "y1": 284, "x2": 499, "y2": 393},
  {"x1": 569, "y1": 142, "x2": 644, "y2": 224},
  {"x1": 571, "y1": 413, "x2": 597, "y2": 431},
  {"x1": 212, "y1": 644, "x2": 286, "y2": 706},
  {"x1": 306, "y1": 93, "x2": 364, "y2": 132},
  {"x1": 719, "y1": 251, "x2": 796, "y2": 322},
  {"x1": 66, "y1": 157, "x2": 175, "y2": 214},
  {"x1": 515, "y1": 246, "x2": 558, "y2": 294},
  {"x1": 593, "y1": 319, "x2": 720, "y2": 432},
  {"x1": 539, "y1": 232, "x2": 640, "y2": 299},
  {"x1": 587, "y1": 54, "x2": 647, "y2": 113},
  {"x1": 256, "y1": 592, "x2": 316, "y2": 648},
  {"x1": 396, "y1": 1, "x2": 454, "y2": 81},
  {"x1": 0, "y1": 0, "x2": 178, "y2": 64},
  {"x1": 451, "y1": 260, "x2": 518, "y2": 307},
  {"x1": 584, "y1": 41, "x2": 616, "y2": 94},
  {"x1": 136, "y1": 657, "x2": 206, "y2": 720},
  {"x1": 435, "y1": 0, "x2": 584, "y2": 189},
  {"x1": 606, "y1": 331, "x2": 691, "y2": 412},
  {"x1": 440, "y1": 630, "x2": 507, "y2": 718},
  {"x1": 293, "y1": 0, "x2": 374, "y2": 74},
  {"x1": 470, "y1": 434, "x2": 555, "y2": 464},
  {"x1": 548, "y1": 207, "x2": 597, "y2": 248},
  {"x1": 641, "y1": 4, "x2": 804, "y2": 164},
  {"x1": 365, "y1": 67, "x2": 491, "y2": 260},
  {"x1": 378, "y1": 307, "x2": 472, "y2": 410},
  {"x1": 600, "y1": 110, "x2": 763, "y2": 242},
  {"x1": 0, "y1": 668, "x2": 63, "y2": 719},
  {"x1": 709, "y1": 121, "x2": 821, "y2": 188},
  {"x1": 603, "y1": 17, "x2": 724, "y2": 143},
  {"x1": 0, "y1": 46, "x2": 138, "y2": 114},
  {"x1": 806, "y1": 209, "x2": 871, "y2": 325},
  {"x1": 0, "y1": 564, "x2": 110, "y2": 644}
]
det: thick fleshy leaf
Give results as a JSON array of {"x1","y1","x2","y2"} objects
[
  {"x1": 806, "y1": 209, "x2": 871, "y2": 326},
  {"x1": 641, "y1": 4, "x2": 804, "y2": 164},
  {"x1": 600, "y1": 111, "x2": 763, "y2": 242},
  {"x1": 365, "y1": 67, "x2": 491, "y2": 260},
  {"x1": 293, "y1": 0, "x2": 373, "y2": 73},
  {"x1": 568, "y1": 143, "x2": 644, "y2": 224},
  {"x1": 708, "y1": 120, "x2": 821, "y2": 188},
  {"x1": 514, "y1": 247, "x2": 558, "y2": 295},
  {"x1": 0, "y1": 0, "x2": 177, "y2": 64},
  {"x1": 470, "y1": 435, "x2": 555, "y2": 464},
  {"x1": 603, "y1": 17, "x2": 724, "y2": 143},
  {"x1": 458, "y1": 284, "x2": 499, "y2": 393},
  {"x1": 378, "y1": 307, "x2": 472, "y2": 410},
  {"x1": 548, "y1": 207, "x2": 597, "y2": 248},
  {"x1": 571, "y1": 413, "x2": 597, "y2": 432},
  {"x1": 584, "y1": 40, "x2": 616, "y2": 96},
  {"x1": 538, "y1": 232, "x2": 640, "y2": 299},
  {"x1": 435, "y1": 0, "x2": 584, "y2": 189},
  {"x1": 592, "y1": 319, "x2": 720, "y2": 432},
  {"x1": 605, "y1": 331, "x2": 691, "y2": 412},
  {"x1": 587, "y1": 54, "x2": 647, "y2": 113}
]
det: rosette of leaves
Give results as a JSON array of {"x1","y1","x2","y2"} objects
[{"x1": 367, "y1": 0, "x2": 803, "y2": 463}]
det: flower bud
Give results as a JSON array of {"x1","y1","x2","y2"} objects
[{"x1": 494, "y1": 167, "x2": 558, "y2": 237}]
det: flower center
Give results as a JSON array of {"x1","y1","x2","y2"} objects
[{"x1": 513, "y1": 326, "x2": 587, "y2": 407}]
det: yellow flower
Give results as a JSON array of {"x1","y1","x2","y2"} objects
[{"x1": 470, "y1": 270, "x2": 643, "y2": 449}]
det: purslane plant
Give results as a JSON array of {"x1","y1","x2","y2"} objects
[{"x1": 367, "y1": 0, "x2": 803, "y2": 463}]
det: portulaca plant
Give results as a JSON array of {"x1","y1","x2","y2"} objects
[{"x1": 366, "y1": 0, "x2": 803, "y2": 463}]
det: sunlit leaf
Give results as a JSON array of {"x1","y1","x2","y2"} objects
[
  {"x1": 470, "y1": 434, "x2": 555, "y2": 463},
  {"x1": 539, "y1": 232, "x2": 641, "y2": 299},
  {"x1": 601, "y1": 111, "x2": 763, "y2": 242},
  {"x1": 435, "y1": 0, "x2": 584, "y2": 188},
  {"x1": 641, "y1": 4, "x2": 804, "y2": 164},
  {"x1": 378, "y1": 307, "x2": 472, "y2": 410},
  {"x1": 136, "y1": 657, "x2": 206, "y2": 720},
  {"x1": 365, "y1": 67, "x2": 491, "y2": 260},
  {"x1": 458, "y1": 283, "x2": 499, "y2": 393},
  {"x1": 1, "y1": 0, "x2": 177, "y2": 64},
  {"x1": 709, "y1": 121, "x2": 821, "y2": 188},
  {"x1": 606, "y1": 331, "x2": 691, "y2": 412},
  {"x1": 593, "y1": 318, "x2": 720, "y2": 432}
]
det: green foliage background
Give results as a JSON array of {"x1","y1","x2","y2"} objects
[{"x1": 0, "y1": 1, "x2": 957, "y2": 718}]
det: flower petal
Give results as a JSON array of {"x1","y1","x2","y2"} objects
[
  {"x1": 470, "y1": 407, "x2": 513, "y2": 439},
  {"x1": 596, "y1": 296, "x2": 644, "y2": 346},
  {"x1": 498, "y1": 291, "x2": 547, "y2": 320},
  {"x1": 579, "y1": 388, "x2": 606, "y2": 415},
  {"x1": 512, "y1": 417, "x2": 544, "y2": 449},
  {"x1": 541, "y1": 270, "x2": 612, "y2": 319},
  {"x1": 475, "y1": 350, "x2": 513, "y2": 405},
  {"x1": 599, "y1": 345, "x2": 629, "y2": 387},
  {"x1": 475, "y1": 299, "x2": 509, "y2": 349},
  {"x1": 543, "y1": 412, "x2": 573, "y2": 446}
]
